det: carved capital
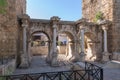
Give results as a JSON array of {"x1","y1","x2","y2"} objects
[
  {"x1": 18, "y1": 14, "x2": 30, "y2": 28},
  {"x1": 76, "y1": 18, "x2": 88, "y2": 30},
  {"x1": 50, "y1": 16, "x2": 60, "y2": 24},
  {"x1": 22, "y1": 20, "x2": 28, "y2": 28},
  {"x1": 99, "y1": 20, "x2": 112, "y2": 30},
  {"x1": 53, "y1": 24, "x2": 57, "y2": 29},
  {"x1": 80, "y1": 25, "x2": 85, "y2": 30},
  {"x1": 102, "y1": 25, "x2": 108, "y2": 30}
]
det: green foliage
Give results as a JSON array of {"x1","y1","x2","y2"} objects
[
  {"x1": 0, "y1": 0, "x2": 7, "y2": 7},
  {"x1": 94, "y1": 11, "x2": 103, "y2": 22},
  {"x1": 0, "y1": 0, "x2": 7, "y2": 14},
  {"x1": 57, "y1": 41, "x2": 61, "y2": 46},
  {"x1": 41, "y1": 41, "x2": 45, "y2": 46},
  {"x1": 0, "y1": 9, "x2": 6, "y2": 14}
]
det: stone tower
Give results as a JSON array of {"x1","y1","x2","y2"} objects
[
  {"x1": 82, "y1": 0, "x2": 120, "y2": 61},
  {"x1": 0, "y1": 0, "x2": 26, "y2": 64}
]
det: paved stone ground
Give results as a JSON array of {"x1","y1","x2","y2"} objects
[
  {"x1": 103, "y1": 68, "x2": 120, "y2": 80},
  {"x1": 13, "y1": 55, "x2": 120, "y2": 80},
  {"x1": 13, "y1": 55, "x2": 73, "y2": 75},
  {"x1": 93, "y1": 62, "x2": 120, "y2": 80}
]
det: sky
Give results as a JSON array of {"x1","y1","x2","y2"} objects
[{"x1": 27, "y1": 0, "x2": 82, "y2": 21}]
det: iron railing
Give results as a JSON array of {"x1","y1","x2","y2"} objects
[
  {"x1": 85, "y1": 62, "x2": 103, "y2": 80},
  {"x1": 0, "y1": 62, "x2": 103, "y2": 80}
]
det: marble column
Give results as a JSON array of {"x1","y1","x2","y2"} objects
[
  {"x1": 51, "y1": 24, "x2": 58, "y2": 66},
  {"x1": 80, "y1": 27, "x2": 85, "y2": 61},
  {"x1": 102, "y1": 26, "x2": 110, "y2": 61},
  {"x1": 28, "y1": 40, "x2": 32, "y2": 63},
  {"x1": 53, "y1": 24, "x2": 57, "y2": 53},
  {"x1": 67, "y1": 39, "x2": 72, "y2": 59},
  {"x1": 46, "y1": 40, "x2": 51, "y2": 63},
  {"x1": 20, "y1": 22, "x2": 29, "y2": 68},
  {"x1": 49, "y1": 16, "x2": 60, "y2": 66}
]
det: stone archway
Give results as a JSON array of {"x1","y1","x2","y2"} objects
[
  {"x1": 57, "y1": 31, "x2": 79, "y2": 61},
  {"x1": 29, "y1": 31, "x2": 51, "y2": 58},
  {"x1": 18, "y1": 16, "x2": 107, "y2": 67},
  {"x1": 84, "y1": 32, "x2": 97, "y2": 61}
]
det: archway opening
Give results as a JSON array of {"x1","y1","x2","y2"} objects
[
  {"x1": 30, "y1": 31, "x2": 50, "y2": 57},
  {"x1": 57, "y1": 31, "x2": 75, "y2": 60},
  {"x1": 84, "y1": 32, "x2": 96, "y2": 61}
]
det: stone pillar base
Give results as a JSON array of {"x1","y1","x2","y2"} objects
[
  {"x1": 46, "y1": 56, "x2": 51, "y2": 64},
  {"x1": 50, "y1": 52, "x2": 59, "y2": 67},
  {"x1": 79, "y1": 52, "x2": 86, "y2": 62},
  {"x1": 19, "y1": 54, "x2": 29, "y2": 68},
  {"x1": 69, "y1": 53, "x2": 80, "y2": 62},
  {"x1": 19, "y1": 61, "x2": 29, "y2": 68},
  {"x1": 102, "y1": 52, "x2": 110, "y2": 62}
]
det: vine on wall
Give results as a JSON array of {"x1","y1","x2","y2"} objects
[{"x1": 0, "y1": 0, "x2": 7, "y2": 14}]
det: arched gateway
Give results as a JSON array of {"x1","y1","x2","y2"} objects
[{"x1": 18, "y1": 14, "x2": 111, "y2": 68}]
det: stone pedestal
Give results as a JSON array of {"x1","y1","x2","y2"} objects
[
  {"x1": 51, "y1": 52, "x2": 59, "y2": 67},
  {"x1": 102, "y1": 52, "x2": 110, "y2": 62},
  {"x1": 79, "y1": 52, "x2": 86, "y2": 61},
  {"x1": 19, "y1": 54, "x2": 29, "y2": 68}
]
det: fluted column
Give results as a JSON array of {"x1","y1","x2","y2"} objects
[{"x1": 102, "y1": 26, "x2": 110, "y2": 61}]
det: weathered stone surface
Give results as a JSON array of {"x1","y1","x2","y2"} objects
[
  {"x1": 104, "y1": 60, "x2": 120, "y2": 69},
  {"x1": 1, "y1": 0, "x2": 120, "y2": 70},
  {"x1": 0, "y1": 0, "x2": 26, "y2": 68},
  {"x1": 82, "y1": 0, "x2": 120, "y2": 61}
]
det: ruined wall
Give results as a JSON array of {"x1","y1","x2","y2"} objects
[
  {"x1": 112, "y1": 0, "x2": 120, "y2": 61},
  {"x1": 82, "y1": 0, "x2": 114, "y2": 53},
  {"x1": 82, "y1": 0, "x2": 120, "y2": 61},
  {"x1": 0, "y1": 0, "x2": 26, "y2": 57},
  {"x1": 82, "y1": 0, "x2": 113, "y2": 22}
]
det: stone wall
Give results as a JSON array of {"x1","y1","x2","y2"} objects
[
  {"x1": 82, "y1": 0, "x2": 120, "y2": 61},
  {"x1": 0, "y1": 0, "x2": 26, "y2": 58},
  {"x1": 31, "y1": 46, "x2": 67, "y2": 55},
  {"x1": 0, "y1": 59, "x2": 16, "y2": 75},
  {"x1": 82, "y1": 0, "x2": 113, "y2": 53},
  {"x1": 31, "y1": 46, "x2": 48, "y2": 55},
  {"x1": 112, "y1": 0, "x2": 120, "y2": 53},
  {"x1": 82, "y1": 0, "x2": 113, "y2": 22},
  {"x1": 57, "y1": 46, "x2": 66, "y2": 54}
]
